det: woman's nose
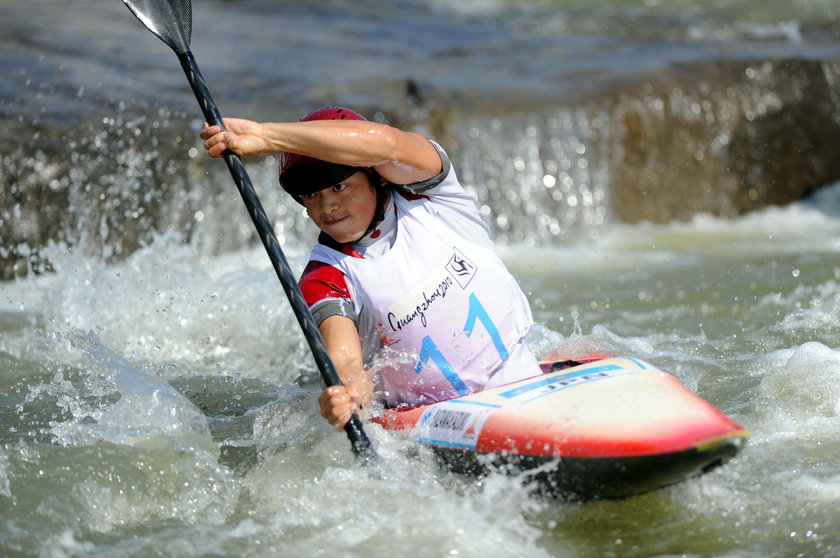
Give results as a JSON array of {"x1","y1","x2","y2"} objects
[{"x1": 317, "y1": 191, "x2": 338, "y2": 212}]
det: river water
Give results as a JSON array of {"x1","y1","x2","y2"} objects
[{"x1": 2, "y1": 0, "x2": 840, "y2": 556}]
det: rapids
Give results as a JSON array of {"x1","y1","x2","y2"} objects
[{"x1": 2, "y1": 186, "x2": 839, "y2": 556}]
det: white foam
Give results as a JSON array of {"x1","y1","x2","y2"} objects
[
  {"x1": 242, "y1": 435, "x2": 555, "y2": 558},
  {"x1": 0, "y1": 451, "x2": 11, "y2": 499},
  {"x1": 49, "y1": 332, "x2": 217, "y2": 455},
  {"x1": 39, "y1": 529, "x2": 96, "y2": 558},
  {"x1": 500, "y1": 184, "x2": 840, "y2": 276},
  {"x1": 7, "y1": 231, "x2": 314, "y2": 381},
  {"x1": 753, "y1": 342, "x2": 840, "y2": 441}
]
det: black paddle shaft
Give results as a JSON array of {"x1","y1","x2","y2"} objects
[
  {"x1": 120, "y1": 0, "x2": 374, "y2": 461},
  {"x1": 177, "y1": 53, "x2": 374, "y2": 460}
]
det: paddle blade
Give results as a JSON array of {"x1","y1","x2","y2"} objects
[{"x1": 122, "y1": 0, "x2": 192, "y2": 54}]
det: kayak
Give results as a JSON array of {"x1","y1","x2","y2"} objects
[{"x1": 373, "y1": 355, "x2": 748, "y2": 499}]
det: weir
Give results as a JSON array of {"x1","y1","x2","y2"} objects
[
  {"x1": 4, "y1": 57, "x2": 839, "y2": 278},
  {"x1": 3, "y1": 0, "x2": 840, "y2": 279},
  {"x1": 432, "y1": 58, "x2": 840, "y2": 242}
]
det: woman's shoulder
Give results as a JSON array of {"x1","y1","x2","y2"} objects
[{"x1": 397, "y1": 140, "x2": 454, "y2": 195}]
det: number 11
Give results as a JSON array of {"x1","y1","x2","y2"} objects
[{"x1": 414, "y1": 293, "x2": 508, "y2": 394}]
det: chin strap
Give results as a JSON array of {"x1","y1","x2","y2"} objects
[{"x1": 362, "y1": 184, "x2": 390, "y2": 238}]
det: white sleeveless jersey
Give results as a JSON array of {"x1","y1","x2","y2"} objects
[{"x1": 307, "y1": 167, "x2": 533, "y2": 406}]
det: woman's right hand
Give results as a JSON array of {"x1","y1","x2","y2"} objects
[
  {"x1": 318, "y1": 384, "x2": 362, "y2": 430},
  {"x1": 200, "y1": 117, "x2": 268, "y2": 158}
]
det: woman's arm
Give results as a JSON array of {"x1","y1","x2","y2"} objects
[
  {"x1": 316, "y1": 314, "x2": 375, "y2": 430},
  {"x1": 200, "y1": 118, "x2": 441, "y2": 186}
]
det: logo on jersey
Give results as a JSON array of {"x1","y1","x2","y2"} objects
[
  {"x1": 376, "y1": 322, "x2": 398, "y2": 346},
  {"x1": 446, "y1": 248, "x2": 477, "y2": 289}
]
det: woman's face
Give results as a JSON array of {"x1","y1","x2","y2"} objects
[{"x1": 301, "y1": 171, "x2": 378, "y2": 243}]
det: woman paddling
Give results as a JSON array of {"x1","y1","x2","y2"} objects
[{"x1": 201, "y1": 106, "x2": 542, "y2": 429}]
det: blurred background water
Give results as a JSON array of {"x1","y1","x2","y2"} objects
[{"x1": 1, "y1": 0, "x2": 840, "y2": 556}]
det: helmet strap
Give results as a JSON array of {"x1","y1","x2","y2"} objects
[{"x1": 363, "y1": 179, "x2": 390, "y2": 238}]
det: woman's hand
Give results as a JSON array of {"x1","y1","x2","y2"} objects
[
  {"x1": 315, "y1": 315, "x2": 374, "y2": 430},
  {"x1": 318, "y1": 384, "x2": 363, "y2": 430},
  {"x1": 200, "y1": 118, "x2": 268, "y2": 158}
]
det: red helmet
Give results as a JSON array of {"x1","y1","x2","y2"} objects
[{"x1": 279, "y1": 106, "x2": 368, "y2": 204}]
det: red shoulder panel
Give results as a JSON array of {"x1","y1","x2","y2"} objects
[{"x1": 299, "y1": 261, "x2": 352, "y2": 306}]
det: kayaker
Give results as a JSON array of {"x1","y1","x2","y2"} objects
[{"x1": 200, "y1": 106, "x2": 542, "y2": 429}]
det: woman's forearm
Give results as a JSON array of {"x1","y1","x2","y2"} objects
[{"x1": 263, "y1": 120, "x2": 441, "y2": 184}]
